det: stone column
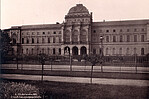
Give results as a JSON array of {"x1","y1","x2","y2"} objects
[
  {"x1": 86, "y1": 27, "x2": 89, "y2": 44},
  {"x1": 70, "y1": 26, "x2": 72, "y2": 44},
  {"x1": 87, "y1": 49, "x2": 89, "y2": 55},
  {"x1": 61, "y1": 46, "x2": 64, "y2": 55},
  {"x1": 78, "y1": 26, "x2": 81, "y2": 44},
  {"x1": 61, "y1": 25, "x2": 64, "y2": 43},
  {"x1": 78, "y1": 49, "x2": 81, "y2": 55},
  {"x1": 147, "y1": 24, "x2": 149, "y2": 41},
  {"x1": 70, "y1": 48, "x2": 72, "y2": 55}
]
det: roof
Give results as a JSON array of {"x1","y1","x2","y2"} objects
[
  {"x1": 93, "y1": 19, "x2": 149, "y2": 26},
  {"x1": 68, "y1": 4, "x2": 89, "y2": 15}
]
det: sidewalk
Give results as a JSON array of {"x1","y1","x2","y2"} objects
[{"x1": 1, "y1": 74, "x2": 149, "y2": 87}]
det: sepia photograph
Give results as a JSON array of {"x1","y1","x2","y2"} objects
[{"x1": 1, "y1": 0, "x2": 149, "y2": 98}]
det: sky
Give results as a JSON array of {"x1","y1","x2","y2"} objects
[{"x1": 1, "y1": 0, "x2": 149, "y2": 29}]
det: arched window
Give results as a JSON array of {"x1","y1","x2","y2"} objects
[
  {"x1": 127, "y1": 35, "x2": 130, "y2": 42},
  {"x1": 64, "y1": 30, "x2": 70, "y2": 43},
  {"x1": 112, "y1": 48, "x2": 115, "y2": 55},
  {"x1": 120, "y1": 35, "x2": 123, "y2": 42},
  {"x1": 80, "y1": 30, "x2": 87, "y2": 43},
  {"x1": 141, "y1": 48, "x2": 144, "y2": 55},
  {"x1": 72, "y1": 30, "x2": 78, "y2": 43},
  {"x1": 126, "y1": 48, "x2": 129, "y2": 55}
]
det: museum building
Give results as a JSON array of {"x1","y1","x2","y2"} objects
[{"x1": 3, "y1": 4, "x2": 149, "y2": 56}]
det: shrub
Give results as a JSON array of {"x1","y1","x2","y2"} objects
[{"x1": 0, "y1": 81, "x2": 41, "y2": 99}]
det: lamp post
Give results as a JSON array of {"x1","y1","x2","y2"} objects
[
  {"x1": 135, "y1": 54, "x2": 137, "y2": 73},
  {"x1": 38, "y1": 53, "x2": 46, "y2": 81},
  {"x1": 69, "y1": 53, "x2": 72, "y2": 71},
  {"x1": 16, "y1": 43, "x2": 21, "y2": 69},
  {"x1": 99, "y1": 36, "x2": 104, "y2": 72}
]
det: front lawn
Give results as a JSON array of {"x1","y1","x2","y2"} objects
[{"x1": 1, "y1": 79, "x2": 149, "y2": 99}]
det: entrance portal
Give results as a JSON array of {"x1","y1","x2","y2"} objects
[
  {"x1": 64, "y1": 46, "x2": 70, "y2": 55},
  {"x1": 72, "y1": 46, "x2": 78, "y2": 55},
  {"x1": 80, "y1": 46, "x2": 87, "y2": 55}
]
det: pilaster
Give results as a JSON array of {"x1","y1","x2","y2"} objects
[{"x1": 147, "y1": 24, "x2": 149, "y2": 41}]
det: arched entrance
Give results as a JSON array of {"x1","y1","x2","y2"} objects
[
  {"x1": 80, "y1": 46, "x2": 87, "y2": 55},
  {"x1": 64, "y1": 46, "x2": 70, "y2": 55},
  {"x1": 72, "y1": 46, "x2": 78, "y2": 55}
]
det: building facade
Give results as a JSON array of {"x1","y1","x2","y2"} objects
[{"x1": 3, "y1": 4, "x2": 149, "y2": 56}]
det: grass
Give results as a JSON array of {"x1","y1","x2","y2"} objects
[{"x1": 1, "y1": 79, "x2": 149, "y2": 99}]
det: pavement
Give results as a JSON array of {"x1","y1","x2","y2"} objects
[
  {"x1": 1, "y1": 74, "x2": 149, "y2": 87},
  {"x1": 2, "y1": 64, "x2": 149, "y2": 73}
]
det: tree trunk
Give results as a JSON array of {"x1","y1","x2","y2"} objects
[
  {"x1": 41, "y1": 64, "x2": 44, "y2": 81},
  {"x1": 90, "y1": 65, "x2": 94, "y2": 84}
]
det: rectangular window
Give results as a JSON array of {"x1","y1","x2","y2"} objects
[
  {"x1": 127, "y1": 35, "x2": 130, "y2": 42},
  {"x1": 37, "y1": 38, "x2": 39, "y2": 43},
  {"x1": 48, "y1": 38, "x2": 50, "y2": 43},
  {"x1": 53, "y1": 48, "x2": 55, "y2": 55},
  {"x1": 134, "y1": 35, "x2": 137, "y2": 42},
  {"x1": 120, "y1": 35, "x2": 123, "y2": 42},
  {"x1": 106, "y1": 36, "x2": 109, "y2": 42},
  {"x1": 42, "y1": 38, "x2": 45, "y2": 43},
  {"x1": 32, "y1": 38, "x2": 34, "y2": 43},
  {"x1": 27, "y1": 38, "x2": 29, "y2": 44},
  {"x1": 53, "y1": 37, "x2": 55, "y2": 43},
  {"x1": 22, "y1": 38, "x2": 24, "y2": 44},
  {"x1": 59, "y1": 37, "x2": 61, "y2": 43},
  {"x1": 134, "y1": 29, "x2": 137, "y2": 32},
  {"x1": 141, "y1": 35, "x2": 144, "y2": 42},
  {"x1": 59, "y1": 48, "x2": 61, "y2": 55},
  {"x1": 113, "y1": 36, "x2": 116, "y2": 42}
]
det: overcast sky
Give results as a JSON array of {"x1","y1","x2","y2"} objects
[{"x1": 1, "y1": 0, "x2": 149, "y2": 29}]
